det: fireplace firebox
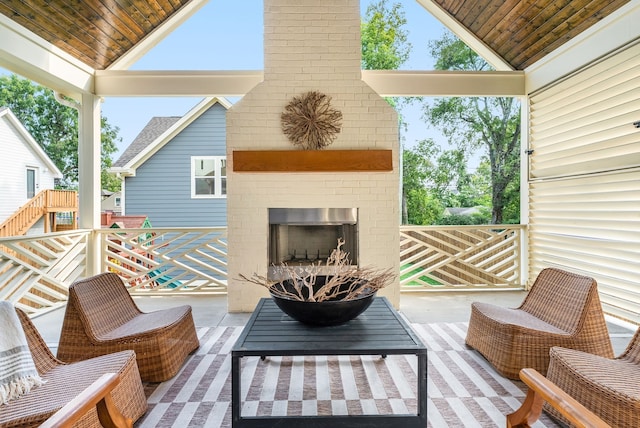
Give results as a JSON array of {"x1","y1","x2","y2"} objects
[{"x1": 268, "y1": 208, "x2": 358, "y2": 275}]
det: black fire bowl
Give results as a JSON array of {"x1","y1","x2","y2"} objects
[{"x1": 269, "y1": 275, "x2": 375, "y2": 326}]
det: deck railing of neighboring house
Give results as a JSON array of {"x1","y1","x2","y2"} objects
[
  {"x1": 0, "y1": 189, "x2": 78, "y2": 237},
  {"x1": 0, "y1": 225, "x2": 524, "y2": 316}
]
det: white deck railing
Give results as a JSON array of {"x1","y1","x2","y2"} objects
[
  {"x1": 400, "y1": 225, "x2": 525, "y2": 290},
  {"x1": 1, "y1": 224, "x2": 524, "y2": 316},
  {"x1": 97, "y1": 227, "x2": 228, "y2": 294},
  {"x1": 0, "y1": 230, "x2": 90, "y2": 315}
]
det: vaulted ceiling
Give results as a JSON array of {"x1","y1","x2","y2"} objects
[
  {"x1": 0, "y1": 0, "x2": 632, "y2": 72},
  {"x1": 0, "y1": 0, "x2": 194, "y2": 70},
  {"x1": 430, "y1": 0, "x2": 631, "y2": 70}
]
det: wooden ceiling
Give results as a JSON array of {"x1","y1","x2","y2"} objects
[
  {"x1": 0, "y1": 0, "x2": 632, "y2": 71},
  {"x1": 432, "y1": 0, "x2": 631, "y2": 70},
  {"x1": 0, "y1": 0, "x2": 193, "y2": 70}
]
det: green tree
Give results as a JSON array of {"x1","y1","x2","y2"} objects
[
  {"x1": 0, "y1": 74, "x2": 121, "y2": 191},
  {"x1": 423, "y1": 32, "x2": 520, "y2": 224},
  {"x1": 402, "y1": 141, "x2": 437, "y2": 224},
  {"x1": 361, "y1": 0, "x2": 412, "y2": 111},
  {"x1": 361, "y1": 0, "x2": 411, "y2": 71},
  {"x1": 361, "y1": 0, "x2": 422, "y2": 222}
]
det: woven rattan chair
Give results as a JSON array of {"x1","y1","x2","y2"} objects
[
  {"x1": 507, "y1": 368, "x2": 610, "y2": 427},
  {"x1": 465, "y1": 267, "x2": 614, "y2": 379},
  {"x1": 0, "y1": 307, "x2": 147, "y2": 428},
  {"x1": 57, "y1": 272, "x2": 199, "y2": 382},
  {"x1": 543, "y1": 328, "x2": 640, "y2": 427}
]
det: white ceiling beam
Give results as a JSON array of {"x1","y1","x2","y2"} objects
[
  {"x1": 0, "y1": 14, "x2": 93, "y2": 99},
  {"x1": 414, "y1": 0, "x2": 514, "y2": 72},
  {"x1": 94, "y1": 70, "x2": 264, "y2": 96},
  {"x1": 363, "y1": 70, "x2": 525, "y2": 97},
  {"x1": 94, "y1": 69, "x2": 525, "y2": 97}
]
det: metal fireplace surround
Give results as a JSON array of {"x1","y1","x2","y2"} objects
[{"x1": 268, "y1": 208, "x2": 358, "y2": 272}]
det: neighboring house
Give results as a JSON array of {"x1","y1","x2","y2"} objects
[
  {"x1": 0, "y1": 107, "x2": 63, "y2": 230},
  {"x1": 100, "y1": 211, "x2": 150, "y2": 229},
  {"x1": 109, "y1": 97, "x2": 230, "y2": 227},
  {"x1": 101, "y1": 190, "x2": 122, "y2": 215}
]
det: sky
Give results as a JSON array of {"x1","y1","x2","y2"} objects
[
  {"x1": 98, "y1": 0, "x2": 449, "y2": 159},
  {"x1": 1, "y1": 0, "x2": 450, "y2": 160}
]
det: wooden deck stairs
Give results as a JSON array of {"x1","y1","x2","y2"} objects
[{"x1": 0, "y1": 189, "x2": 78, "y2": 237}]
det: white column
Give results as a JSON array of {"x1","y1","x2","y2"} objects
[
  {"x1": 78, "y1": 93, "x2": 101, "y2": 276},
  {"x1": 520, "y1": 96, "x2": 530, "y2": 288}
]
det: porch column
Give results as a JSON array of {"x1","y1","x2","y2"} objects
[
  {"x1": 78, "y1": 93, "x2": 101, "y2": 276},
  {"x1": 520, "y1": 97, "x2": 530, "y2": 288}
]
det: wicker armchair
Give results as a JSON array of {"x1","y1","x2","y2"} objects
[
  {"x1": 507, "y1": 368, "x2": 610, "y2": 428},
  {"x1": 543, "y1": 328, "x2": 640, "y2": 427},
  {"x1": 465, "y1": 267, "x2": 614, "y2": 379},
  {"x1": 0, "y1": 308, "x2": 147, "y2": 428},
  {"x1": 57, "y1": 272, "x2": 199, "y2": 382}
]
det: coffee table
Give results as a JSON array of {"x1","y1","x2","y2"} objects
[{"x1": 231, "y1": 297, "x2": 427, "y2": 427}]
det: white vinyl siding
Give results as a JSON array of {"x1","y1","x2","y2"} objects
[
  {"x1": 529, "y1": 42, "x2": 640, "y2": 180},
  {"x1": 0, "y1": 113, "x2": 58, "y2": 223},
  {"x1": 528, "y1": 42, "x2": 640, "y2": 324}
]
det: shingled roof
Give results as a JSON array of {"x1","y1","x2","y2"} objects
[{"x1": 113, "y1": 116, "x2": 180, "y2": 167}]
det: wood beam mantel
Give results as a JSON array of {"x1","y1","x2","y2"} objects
[{"x1": 232, "y1": 150, "x2": 393, "y2": 172}]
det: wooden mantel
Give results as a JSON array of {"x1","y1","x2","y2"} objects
[{"x1": 232, "y1": 149, "x2": 393, "y2": 172}]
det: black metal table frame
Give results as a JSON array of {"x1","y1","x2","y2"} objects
[{"x1": 231, "y1": 297, "x2": 427, "y2": 427}]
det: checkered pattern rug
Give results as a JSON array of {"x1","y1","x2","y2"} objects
[{"x1": 135, "y1": 322, "x2": 561, "y2": 427}]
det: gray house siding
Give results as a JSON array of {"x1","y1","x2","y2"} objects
[{"x1": 124, "y1": 103, "x2": 227, "y2": 227}]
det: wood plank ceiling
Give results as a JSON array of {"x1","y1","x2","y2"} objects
[
  {"x1": 431, "y1": 0, "x2": 631, "y2": 70},
  {"x1": 0, "y1": 0, "x2": 192, "y2": 70},
  {"x1": 0, "y1": 0, "x2": 632, "y2": 71}
]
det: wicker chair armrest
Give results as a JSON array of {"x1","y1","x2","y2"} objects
[
  {"x1": 40, "y1": 372, "x2": 133, "y2": 428},
  {"x1": 506, "y1": 368, "x2": 610, "y2": 428}
]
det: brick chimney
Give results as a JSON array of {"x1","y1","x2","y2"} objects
[{"x1": 226, "y1": 0, "x2": 400, "y2": 312}]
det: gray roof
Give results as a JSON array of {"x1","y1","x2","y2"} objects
[{"x1": 113, "y1": 116, "x2": 181, "y2": 167}]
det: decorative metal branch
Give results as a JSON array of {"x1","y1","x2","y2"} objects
[
  {"x1": 280, "y1": 91, "x2": 342, "y2": 150},
  {"x1": 238, "y1": 238, "x2": 395, "y2": 302}
]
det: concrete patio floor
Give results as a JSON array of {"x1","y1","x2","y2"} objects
[{"x1": 31, "y1": 290, "x2": 636, "y2": 356}]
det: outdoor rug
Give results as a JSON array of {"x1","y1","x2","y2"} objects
[{"x1": 136, "y1": 322, "x2": 561, "y2": 427}]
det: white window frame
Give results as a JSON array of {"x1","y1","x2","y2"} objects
[{"x1": 191, "y1": 156, "x2": 227, "y2": 199}]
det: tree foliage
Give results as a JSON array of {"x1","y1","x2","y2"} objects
[
  {"x1": 402, "y1": 138, "x2": 492, "y2": 225},
  {"x1": 0, "y1": 74, "x2": 121, "y2": 191},
  {"x1": 361, "y1": 0, "x2": 412, "y2": 112},
  {"x1": 423, "y1": 32, "x2": 521, "y2": 224},
  {"x1": 361, "y1": 0, "x2": 411, "y2": 71}
]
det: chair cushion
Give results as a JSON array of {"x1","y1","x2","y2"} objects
[
  {"x1": 0, "y1": 350, "x2": 145, "y2": 428},
  {"x1": 471, "y1": 302, "x2": 566, "y2": 334},
  {"x1": 100, "y1": 305, "x2": 192, "y2": 341}
]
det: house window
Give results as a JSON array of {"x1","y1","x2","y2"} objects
[
  {"x1": 26, "y1": 168, "x2": 36, "y2": 198},
  {"x1": 115, "y1": 197, "x2": 121, "y2": 207},
  {"x1": 192, "y1": 156, "x2": 227, "y2": 198}
]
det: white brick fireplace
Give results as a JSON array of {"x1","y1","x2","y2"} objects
[{"x1": 226, "y1": 0, "x2": 400, "y2": 312}]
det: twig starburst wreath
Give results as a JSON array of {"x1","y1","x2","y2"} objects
[{"x1": 280, "y1": 91, "x2": 343, "y2": 150}]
